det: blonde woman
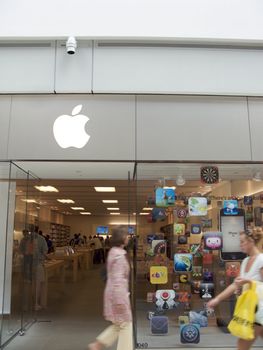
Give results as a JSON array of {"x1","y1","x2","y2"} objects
[
  {"x1": 208, "y1": 227, "x2": 263, "y2": 350},
  {"x1": 88, "y1": 226, "x2": 133, "y2": 350}
]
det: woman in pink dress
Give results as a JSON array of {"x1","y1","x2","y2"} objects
[{"x1": 88, "y1": 226, "x2": 133, "y2": 350}]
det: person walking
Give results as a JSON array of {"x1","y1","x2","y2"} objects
[
  {"x1": 207, "y1": 227, "x2": 263, "y2": 350},
  {"x1": 88, "y1": 226, "x2": 133, "y2": 350}
]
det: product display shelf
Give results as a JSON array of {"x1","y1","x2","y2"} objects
[{"x1": 50, "y1": 223, "x2": 70, "y2": 247}]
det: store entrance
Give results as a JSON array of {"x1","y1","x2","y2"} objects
[{"x1": 4, "y1": 161, "x2": 263, "y2": 349}]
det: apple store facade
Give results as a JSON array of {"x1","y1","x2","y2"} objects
[{"x1": 1, "y1": 41, "x2": 263, "y2": 349}]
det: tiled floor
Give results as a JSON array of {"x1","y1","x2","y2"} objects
[{"x1": 2, "y1": 266, "x2": 262, "y2": 350}]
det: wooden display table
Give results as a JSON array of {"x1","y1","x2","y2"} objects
[
  {"x1": 51, "y1": 252, "x2": 84, "y2": 282},
  {"x1": 43, "y1": 260, "x2": 65, "y2": 307},
  {"x1": 74, "y1": 248, "x2": 94, "y2": 270}
]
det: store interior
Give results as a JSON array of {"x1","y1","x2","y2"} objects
[{"x1": 1, "y1": 161, "x2": 263, "y2": 349}]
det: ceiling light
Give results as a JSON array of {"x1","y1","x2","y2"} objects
[
  {"x1": 71, "y1": 207, "x2": 85, "y2": 210},
  {"x1": 253, "y1": 171, "x2": 262, "y2": 182},
  {"x1": 110, "y1": 212, "x2": 120, "y2": 215},
  {"x1": 22, "y1": 199, "x2": 37, "y2": 203},
  {"x1": 139, "y1": 212, "x2": 149, "y2": 215},
  {"x1": 57, "y1": 199, "x2": 75, "y2": 204},
  {"x1": 80, "y1": 212, "x2": 91, "y2": 215},
  {"x1": 176, "y1": 175, "x2": 186, "y2": 186},
  {"x1": 35, "y1": 186, "x2": 59, "y2": 192},
  {"x1": 102, "y1": 200, "x2": 118, "y2": 203},
  {"x1": 107, "y1": 208, "x2": 119, "y2": 210},
  {"x1": 143, "y1": 207, "x2": 153, "y2": 211},
  {"x1": 95, "y1": 187, "x2": 116, "y2": 192}
]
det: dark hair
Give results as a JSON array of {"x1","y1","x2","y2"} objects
[{"x1": 111, "y1": 226, "x2": 127, "y2": 247}]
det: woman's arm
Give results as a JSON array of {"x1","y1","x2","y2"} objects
[{"x1": 207, "y1": 282, "x2": 236, "y2": 308}]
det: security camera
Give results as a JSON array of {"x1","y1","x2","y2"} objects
[{"x1": 66, "y1": 36, "x2": 77, "y2": 54}]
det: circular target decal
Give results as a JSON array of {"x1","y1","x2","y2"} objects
[
  {"x1": 177, "y1": 208, "x2": 187, "y2": 218},
  {"x1": 200, "y1": 166, "x2": 219, "y2": 184}
]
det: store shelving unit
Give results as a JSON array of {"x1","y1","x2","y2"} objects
[{"x1": 50, "y1": 223, "x2": 70, "y2": 247}]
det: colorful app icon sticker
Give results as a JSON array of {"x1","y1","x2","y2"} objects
[
  {"x1": 178, "y1": 315, "x2": 189, "y2": 325},
  {"x1": 199, "y1": 283, "x2": 214, "y2": 299},
  {"x1": 178, "y1": 235, "x2": 188, "y2": 245},
  {"x1": 177, "y1": 208, "x2": 188, "y2": 218},
  {"x1": 189, "y1": 197, "x2": 208, "y2": 216},
  {"x1": 156, "y1": 187, "x2": 175, "y2": 207},
  {"x1": 178, "y1": 292, "x2": 191, "y2": 303},
  {"x1": 191, "y1": 224, "x2": 201, "y2": 234},
  {"x1": 173, "y1": 223, "x2": 185, "y2": 235},
  {"x1": 244, "y1": 196, "x2": 253, "y2": 206},
  {"x1": 150, "y1": 266, "x2": 168, "y2": 284},
  {"x1": 152, "y1": 208, "x2": 167, "y2": 222},
  {"x1": 180, "y1": 323, "x2": 200, "y2": 343},
  {"x1": 191, "y1": 280, "x2": 202, "y2": 294},
  {"x1": 201, "y1": 218, "x2": 212, "y2": 228},
  {"x1": 203, "y1": 270, "x2": 213, "y2": 282},
  {"x1": 155, "y1": 290, "x2": 178, "y2": 310},
  {"x1": 200, "y1": 166, "x2": 219, "y2": 184},
  {"x1": 203, "y1": 252, "x2": 213, "y2": 265},
  {"x1": 151, "y1": 316, "x2": 169, "y2": 334},
  {"x1": 192, "y1": 266, "x2": 202, "y2": 280},
  {"x1": 147, "y1": 234, "x2": 160, "y2": 244},
  {"x1": 174, "y1": 253, "x2": 193, "y2": 272},
  {"x1": 189, "y1": 310, "x2": 208, "y2": 327},
  {"x1": 223, "y1": 200, "x2": 238, "y2": 215},
  {"x1": 225, "y1": 262, "x2": 241, "y2": 278},
  {"x1": 204, "y1": 232, "x2": 223, "y2": 250},
  {"x1": 152, "y1": 240, "x2": 167, "y2": 255},
  {"x1": 179, "y1": 273, "x2": 189, "y2": 283},
  {"x1": 190, "y1": 244, "x2": 202, "y2": 257}
]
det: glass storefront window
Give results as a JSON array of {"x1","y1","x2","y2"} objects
[
  {"x1": 0, "y1": 161, "x2": 35, "y2": 347},
  {"x1": 134, "y1": 163, "x2": 263, "y2": 348}
]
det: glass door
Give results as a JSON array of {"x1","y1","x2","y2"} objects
[{"x1": 0, "y1": 161, "x2": 35, "y2": 347}]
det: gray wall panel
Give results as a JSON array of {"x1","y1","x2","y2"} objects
[
  {"x1": 0, "y1": 96, "x2": 11, "y2": 160},
  {"x1": 248, "y1": 98, "x2": 263, "y2": 161},
  {"x1": 55, "y1": 41, "x2": 92, "y2": 93},
  {"x1": 0, "y1": 43, "x2": 55, "y2": 93},
  {"x1": 93, "y1": 45, "x2": 263, "y2": 95},
  {"x1": 8, "y1": 95, "x2": 135, "y2": 160},
  {"x1": 136, "y1": 96, "x2": 251, "y2": 161}
]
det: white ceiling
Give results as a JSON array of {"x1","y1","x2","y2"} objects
[{"x1": 11, "y1": 161, "x2": 263, "y2": 217}]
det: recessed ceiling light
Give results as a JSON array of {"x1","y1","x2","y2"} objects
[
  {"x1": 57, "y1": 199, "x2": 75, "y2": 204},
  {"x1": 139, "y1": 212, "x2": 149, "y2": 215},
  {"x1": 71, "y1": 207, "x2": 85, "y2": 210},
  {"x1": 22, "y1": 199, "x2": 37, "y2": 203},
  {"x1": 107, "y1": 207, "x2": 119, "y2": 210},
  {"x1": 253, "y1": 171, "x2": 262, "y2": 181},
  {"x1": 35, "y1": 186, "x2": 59, "y2": 192},
  {"x1": 95, "y1": 187, "x2": 116, "y2": 192},
  {"x1": 102, "y1": 200, "x2": 118, "y2": 203},
  {"x1": 143, "y1": 207, "x2": 153, "y2": 210},
  {"x1": 110, "y1": 212, "x2": 120, "y2": 215},
  {"x1": 80, "y1": 212, "x2": 91, "y2": 215},
  {"x1": 163, "y1": 186, "x2": 176, "y2": 190},
  {"x1": 176, "y1": 175, "x2": 185, "y2": 186}
]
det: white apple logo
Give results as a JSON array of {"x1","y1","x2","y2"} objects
[{"x1": 53, "y1": 104, "x2": 90, "y2": 148}]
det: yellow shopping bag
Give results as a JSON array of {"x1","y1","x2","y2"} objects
[{"x1": 228, "y1": 281, "x2": 258, "y2": 340}]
